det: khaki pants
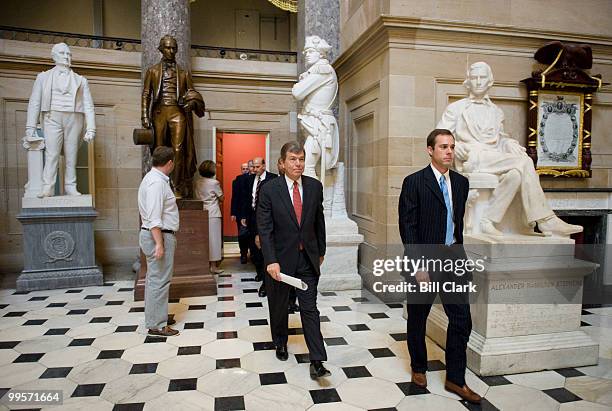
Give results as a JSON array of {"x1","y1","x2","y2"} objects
[{"x1": 139, "y1": 230, "x2": 176, "y2": 329}]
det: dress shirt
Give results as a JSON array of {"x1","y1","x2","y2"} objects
[
  {"x1": 430, "y1": 164, "x2": 455, "y2": 243},
  {"x1": 284, "y1": 174, "x2": 303, "y2": 205},
  {"x1": 252, "y1": 170, "x2": 267, "y2": 206},
  {"x1": 138, "y1": 167, "x2": 179, "y2": 231}
]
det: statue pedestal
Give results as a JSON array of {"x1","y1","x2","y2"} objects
[
  {"x1": 16, "y1": 195, "x2": 103, "y2": 291},
  {"x1": 319, "y1": 217, "x2": 364, "y2": 290},
  {"x1": 318, "y1": 163, "x2": 364, "y2": 291},
  {"x1": 425, "y1": 235, "x2": 599, "y2": 376},
  {"x1": 134, "y1": 200, "x2": 216, "y2": 301}
]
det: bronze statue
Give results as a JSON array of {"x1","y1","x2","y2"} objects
[{"x1": 141, "y1": 35, "x2": 205, "y2": 198}]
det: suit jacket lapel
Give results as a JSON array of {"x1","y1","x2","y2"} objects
[
  {"x1": 449, "y1": 171, "x2": 461, "y2": 222},
  {"x1": 278, "y1": 178, "x2": 300, "y2": 227},
  {"x1": 424, "y1": 166, "x2": 445, "y2": 206}
]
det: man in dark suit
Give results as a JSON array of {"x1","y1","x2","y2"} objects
[
  {"x1": 277, "y1": 156, "x2": 299, "y2": 314},
  {"x1": 398, "y1": 129, "x2": 481, "y2": 404},
  {"x1": 245, "y1": 157, "x2": 277, "y2": 297},
  {"x1": 258, "y1": 141, "x2": 330, "y2": 379},
  {"x1": 231, "y1": 162, "x2": 250, "y2": 264}
]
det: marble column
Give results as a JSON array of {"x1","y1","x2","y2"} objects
[
  {"x1": 140, "y1": 0, "x2": 191, "y2": 172},
  {"x1": 297, "y1": 0, "x2": 340, "y2": 69}
]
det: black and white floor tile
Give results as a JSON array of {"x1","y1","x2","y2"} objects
[{"x1": 0, "y1": 262, "x2": 611, "y2": 410}]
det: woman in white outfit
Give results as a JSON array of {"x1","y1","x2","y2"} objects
[{"x1": 194, "y1": 160, "x2": 224, "y2": 274}]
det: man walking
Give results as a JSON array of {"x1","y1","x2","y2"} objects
[
  {"x1": 231, "y1": 162, "x2": 250, "y2": 263},
  {"x1": 258, "y1": 141, "x2": 330, "y2": 379},
  {"x1": 398, "y1": 129, "x2": 481, "y2": 403},
  {"x1": 138, "y1": 146, "x2": 180, "y2": 337},
  {"x1": 245, "y1": 157, "x2": 277, "y2": 296}
]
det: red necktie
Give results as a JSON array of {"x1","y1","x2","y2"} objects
[{"x1": 293, "y1": 181, "x2": 302, "y2": 225}]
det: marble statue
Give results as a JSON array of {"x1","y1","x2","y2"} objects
[
  {"x1": 142, "y1": 35, "x2": 205, "y2": 199},
  {"x1": 292, "y1": 35, "x2": 339, "y2": 181},
  {"x1": 24, "y1": 43, "x2": 96, "y2": 198},
  {"x1": 437, "y1": 61, "x2": 582, "y2": 237}
]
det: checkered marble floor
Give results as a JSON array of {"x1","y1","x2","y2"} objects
[{"x1": 0, "y1": 263, "x2": 611, "y2": 411}]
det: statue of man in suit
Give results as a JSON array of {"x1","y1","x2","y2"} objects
[
  {"x1": 142, "y1": 35, "x2": 205, "y2": 199},
  {"x1": 292, "y1": 36, "x2": 339, "y2": 179},
  {"x1": 24, "y1": 42, "x2": 96, "y2": 198},
  {"x1": 437, "y1": 62, "x2": 581, "y2": 237}
]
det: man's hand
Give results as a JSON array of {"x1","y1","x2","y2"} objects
[
  {"x1": 267, "y1": 263, "x2": 281, "y2": 281},
  {"x1": 319, "y1": 256, "x2": 324, "y2": 266},
  {"x1": 254, "y1": 235, "x2": 261, "y2": 249},
  {"x1": 240, "y1": 218, "x2": 247, "y2": 227},
  {"x1": 231, "y1": 215, "x2": 236, "y2": 222},
  {"x1": 415, "y1": 271, "x2": 430, "y2": 283},
  {"x1": 154, "y1": 243, "x2": 165, "y2": 260},
  {"x1": 84, "y1": 130, "x2": 95, "y2": 142},
  {"x1": 25, "y1": 127, "x2": 37, "y2": 138},
  {"x1": 142, "y1": 117, "x2": 151, "y2": 129}
]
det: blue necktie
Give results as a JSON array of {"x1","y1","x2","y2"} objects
[{"x1": 439, "y1": 175, "x2": 454, "y2": 245}]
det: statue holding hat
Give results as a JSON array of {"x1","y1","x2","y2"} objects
[
  {"x1": 24, "y1": 42, "x2": 96, "y2": 198},
  {"x1": 141, "y1": 35, "x2": 205, "y2": 199},
  {"x1": 292, "y1": 35, "x2": 339, "y2": 180}
]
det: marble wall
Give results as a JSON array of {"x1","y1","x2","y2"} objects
[
  {"x1": 335, "y1": 2, "x2": 612, "y2": 285},
  {"x1": 0, "y1": 39, "x2": 297, "y2": 274}
]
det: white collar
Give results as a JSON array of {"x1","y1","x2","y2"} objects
[
  {"x1": 430, "y1": 164, "x2": 450, "y2": 184},
  {"x1": 468, "y1": 94, "x2": 493, "y2": 105},
  {"x1": 257, "y1": 171, "x2": 267, "y2": 181},
  {"x1": 152, "y1": 167, "x2": 169, "y2": 182},
  {"x1": 285, "y1": 174, "x2": 302, "y2": 188},
  {"x1": 54, "y1": 65, "x2": 71, "y2": 75}
]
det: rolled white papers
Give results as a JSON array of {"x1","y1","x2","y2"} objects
[{"x1": 279, "y1": 273, "x2": 308, "y2": 290}]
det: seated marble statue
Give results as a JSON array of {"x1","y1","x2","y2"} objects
[{"x1": 437, "y1": 62, "x2": 581, "y2": 237}]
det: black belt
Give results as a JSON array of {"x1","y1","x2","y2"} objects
[{"x1": 141, "y1": 227, "x2": 176, "y2": 235}]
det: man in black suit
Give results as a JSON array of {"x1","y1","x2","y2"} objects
[
  {"x1": 398, "y1": 129, "x2": 481, "y2": 404},
  {"x1": 246, "y1": 157, "x2": 277, "y2": 297},
  {"x1": 258, "y1": 141, "x2": 330, "y2": 379},
  {"x1": 231, "y1": 162, "x2": 250, "y2": 264}
]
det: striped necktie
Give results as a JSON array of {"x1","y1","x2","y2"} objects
[{"x1": 252, "y1": 175, "x2": 261, "y2": 210}]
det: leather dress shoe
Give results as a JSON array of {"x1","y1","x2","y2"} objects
[
  {"x1": 241, "y1": 256, "x2": 248, "y2": 264},
  {"x1": 444, "y1": 380, "x2": 482, "y2": 404},
  {"x1": 258, "y1": 285, "x2": 266, "y2": 297},
  {"x1": 310, "y1": 361, "x2": 331, "y2": 379},
  {"x1": 254, "y1": 273, "x2": 262, "y2": 281},
  {"x1": 288, "y1": 303, "x2": 300, "y2": 314},
  {"x1": 275, "y1": 345, "x2": 288, "y2": 361},
  {"x1": 411, "y1": 371, "x2": 427, "y2": 388}
]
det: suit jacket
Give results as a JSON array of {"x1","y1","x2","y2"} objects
[
  {"x1": 231, "y1": 174, "x2": 248, "y2": 218},
  {"x1": 398, "y1": 165, "x2": 470, "y2": 280},
  {"x1": 142, "y1": 62, "x2": 192, "y2": 120},
  {"x1": 26, "y1": 67, "x2": 96, "y2": 132},
  {"x1": 257, "y1": 175, "x2": 326, "y2": 276},
  {"x1": 246, "y1": 172, "x2": 277, "y2": 235}
]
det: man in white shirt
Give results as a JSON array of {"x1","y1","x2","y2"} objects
[
  {"x1": 138, "y1": 146, "x2": 180, "y2": 336},
  {"x1": 25, "y1": 43, "x2": 96, "y2": 198}
]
